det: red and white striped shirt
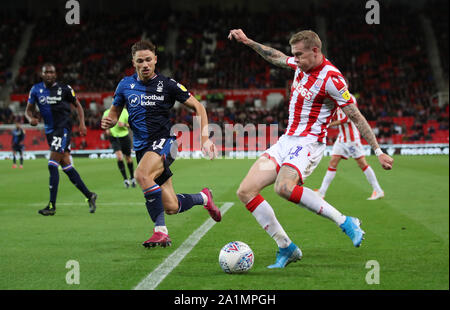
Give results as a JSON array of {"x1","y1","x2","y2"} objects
[
  {"x1": 285, "y1": 55, "x2": 355, "y2": 142},
  {"x1": 334, "y1": 95, "x2": 361, "y2": 143}
]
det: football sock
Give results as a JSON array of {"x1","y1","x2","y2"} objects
[
  {"x1": 319, "y1": 166, "x2": 336, "y2": 195},
  {"x1": 127, "y1": 161, "x2": 134, "y2": 180},
  {"x1": 176, "y1": 193, "x2": 205, "y2": 213},
  {"x1": 62, "y1": 164, "x2": 92, "y2": 199},
  {"x1": 20, "y1": 156, "x2": 23, "y2": 165},
  {"x1": 143, "y1": 185, "x2": 165, "y2": 227},
  {"x1": 13, "y1": 155, "x2": 16, "y2": 164},
  {"x1": 117, "y1": 160, "x2": 128, "y2": 180},
  {"x1": 289, "y1": 186, "x2": 346, "y2": 226},
  {"x1": 48, "y1": 160, "x2": 60, "y2": 206},
  {"x1": 246, "y1": 194, "x2": 292, "y2": 248},
  {"x1": 362, "y1": 165, "x2": 383, "y2": 193}
]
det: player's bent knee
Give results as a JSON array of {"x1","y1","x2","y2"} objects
[{"x1": 236, "y1": 185, "x2": 253, "y2": 204}]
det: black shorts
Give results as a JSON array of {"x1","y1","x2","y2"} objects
[
  {"x1": 12, "y1": 144, "x2": 24, "y2": 153},
  {"x1": 46, "y1": 128, "x2": 71, "y2": 153},
  {"x1": 109, "y1": 135, "x2": 132, "y2": 156},
  {"x1": 136, "y1": 137, "x2": 178, "y2": 186}
]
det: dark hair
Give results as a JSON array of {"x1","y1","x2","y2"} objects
[{"x1": 131, "y1": 40, "x2": 156, "y2": 58}]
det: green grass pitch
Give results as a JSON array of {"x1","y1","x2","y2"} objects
[{"x1": 0, "y1": 155, "x2": 448, "y2": 290}]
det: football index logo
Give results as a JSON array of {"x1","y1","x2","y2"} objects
[
  {"x1": 128, "y1": 94, "x2": 140, "y2": 107},
  {"x1": 128, "y1": 93, "x2": 165, "y2": 107}
]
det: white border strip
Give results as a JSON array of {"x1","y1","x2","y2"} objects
[{"x1": 134, "y1": 202, "x2": 234, "y2": 290}]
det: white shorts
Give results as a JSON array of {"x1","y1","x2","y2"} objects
[
  {"x1": 262, "y1": 134, "x2": 326, "y2": 184},
  {"x1": 331, "y1": 140, "x2": 365, "y2": 159}
]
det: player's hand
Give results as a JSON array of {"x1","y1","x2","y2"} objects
[
  {"x1": 378, "y1": 153, "x2": 393, "y2": 170},
  {"x1": 101, "y1": 116, "x2": 115, "y2": 130},
  {"x1": 202, "y1": 139, "x2": 218, "y2": 160},
  {"x1": 29, "y1": 118, "x2": 39, "y2": 126},
  {"x1": 228, "y1": 29, "x2": 250, "y2": 45},
  {"x1": 79, "y1": 124, "x2": 87, "y2": 137}
]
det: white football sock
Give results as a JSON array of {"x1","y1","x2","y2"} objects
[
  {"x1": 363, "y1": 166, "x2": 383, "y2": 193},
  {"x1": 299, "y1": 187, "x2": 346, "y2": 226},
  {"x1": 246, "y1": 195, "x2": 292, "y2": 248},
  {"x1": 319, "y1": 167, "x2": 337, "y2": 195},
  {"x1": 154, "y1": 225, "x2": 168, "y2": 235},
  {"x1": 200, "y1": 191, "x2": 208, "y2": 205}
]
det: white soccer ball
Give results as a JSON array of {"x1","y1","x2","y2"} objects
[{"x1": 219, "y1": 241, "x2": 254, "y2": 274}]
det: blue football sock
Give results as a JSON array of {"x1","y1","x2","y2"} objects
[
  {"x1": 48, "y1": 160, "x2": 60, "y2": 205},
  {"x1": 177, "y1": 193, "x2": 204, "y2": 213},
  {"x1": 62, "y1": 164, "x2": 92, "y2": 199},
  {"x1": 143, "y1": 185, "x2": 165, "y2": 226}
]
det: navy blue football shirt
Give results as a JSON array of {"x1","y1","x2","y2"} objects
[
  {"x1": 12, "y1": 128, "x2": 25, "y2": 145},
  {"x1": 27, "y1": 82, "x2": 77, "y2": 134},
  {"x1": 112, "y1": 73, "x2": 191, "y2": 151}
]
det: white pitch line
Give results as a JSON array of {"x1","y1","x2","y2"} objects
[{"x1": 134, "y1": 202, "x2": 234, "y2": 290}]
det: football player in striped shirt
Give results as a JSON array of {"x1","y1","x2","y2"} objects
[
  {"x1": 229, "y1": 29, "x2": 393, "y2": 268},
  {"x1": 316, "y1": 99, "x2": 384, "y2": 200}
]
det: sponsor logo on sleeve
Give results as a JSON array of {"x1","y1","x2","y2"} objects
[{"x1": 177, "y1": 83, "x2": 188, "y2": 92}]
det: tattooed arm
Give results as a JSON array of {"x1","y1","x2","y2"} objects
[
  {"x1": 228, "y1": 29, "x2": 291, "y2": 69},
  {"x1": 341, "y1": 104, "x2": 394, "y2": 170}
]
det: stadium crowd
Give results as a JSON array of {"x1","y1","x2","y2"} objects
[{"x1": 0, "y1": 1, "x2": 448, "y2": 149}]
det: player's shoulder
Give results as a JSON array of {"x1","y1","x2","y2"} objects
[
  {"x1": 164, "y1": 75, "x2": 190, "y2": 92},
  {"x1": 118, "y1": 74, "x2": 137, "y2": 87},
  {"x1": 57, "y1": 82, "x2": 74, "y2": 91},
  {"x1": 156, "y1": 73, "x2": 176, "y2": 85},
  {"x1": 322, "y1": 58, "x2": 345, "y2": 77},
  {"x1": 30, "y1": 82, "x2": 44, "y2": 93},
  {"x1": 113, "y1": 75, "x2": 135, "y2": 95}
]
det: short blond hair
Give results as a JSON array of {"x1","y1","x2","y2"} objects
[{"x1": 289, "y1": 30, "x2": 322, "y2": 50}]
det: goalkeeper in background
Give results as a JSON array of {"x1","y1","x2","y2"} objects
[{"x1": 103, "y1": 107, "x2": 136, "y2": 188}]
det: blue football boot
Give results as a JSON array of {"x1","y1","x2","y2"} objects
[
  {"x1": 267, "y1": 242, "x2": 302, "y2": 269},
  {"x1": 340, "y1": 216, "x2": 365, "y2": 247}
]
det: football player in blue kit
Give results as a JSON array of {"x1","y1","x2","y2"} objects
[
  {"x1": 25, "y1": 63, "x2": 97, "y2": 216},
  {"x1": 102, "y1": 40, "x2": 220, "y2": 248}
]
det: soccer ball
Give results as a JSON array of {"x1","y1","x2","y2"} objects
[{"x1": 218, "y1": 241, "x2": 254, "y2": 274}]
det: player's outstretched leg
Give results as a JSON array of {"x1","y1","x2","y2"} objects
[
  {"x1": 159, "y1": 176, "x2": 222, "y2": 222},
  {"x1": 288, "y1": 185, "x2": 365, "y2": 247},
  {"x1": 61, "y1": 163, "x2": 97, "y2": 213},
  {"x1": 200, "y1": 188, "x2": 221, "y2": 222}
]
